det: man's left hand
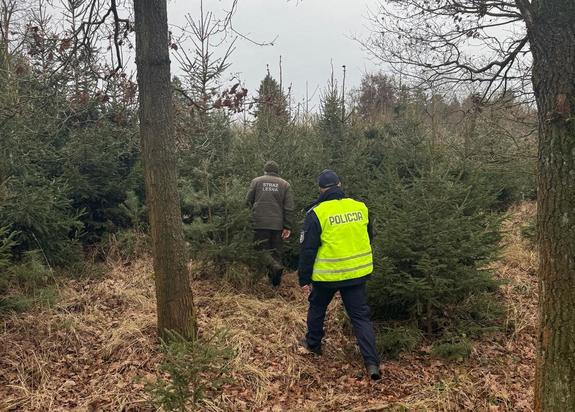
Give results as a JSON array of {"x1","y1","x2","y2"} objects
[
  {"x1": 301, "y1": 284, "x2": 312, "y2": 295},
  {"x1": 281, "y1": 229, "x2": 291, "y2": 240}
]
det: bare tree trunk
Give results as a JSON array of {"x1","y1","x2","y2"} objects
[
  {"x1": 134, "y1": 0, "x2": 196, "y2": 340},
  {"x1": 529, "y1": 1, "x2": 575, "y2": 409}
]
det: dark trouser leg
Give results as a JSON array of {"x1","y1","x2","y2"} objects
[
  {"x1": 268, "y1": 230, "x2": 284, "y2": 286},
  {"x1": 254, "y1": 229, "x2": 273, "y2": 274},
  {"x1": 340, "y1": 283, "x2": 380, "y2": 366},
  {"x1": 253, "y1": 229, "x2": 271, "y2": 251},
  {"x1": 268, "y1": 230, "x2": 284, "y2": 270},
  {"x1": 306, "y1": 285, "x2": 337, "y2": 349},
  {"x1": 253, "y1": 229, "x2": 283, "y2": 272}
]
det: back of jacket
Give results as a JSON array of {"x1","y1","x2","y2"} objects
[{"x1": 246, "y1": 173, "x2": 294, "y2": 231}]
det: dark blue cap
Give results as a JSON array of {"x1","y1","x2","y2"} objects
[{"x1": 318, "y1": 169, "x2": 340, "y2": 188}]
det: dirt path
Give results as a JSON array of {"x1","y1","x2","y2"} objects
[{"x1": 0, "y1": 204, "x2": 537, "y2": 411}]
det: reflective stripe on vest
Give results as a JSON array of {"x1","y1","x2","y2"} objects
[{"x1": 312, "y1": 198, "x2": 373, "y2": 282}]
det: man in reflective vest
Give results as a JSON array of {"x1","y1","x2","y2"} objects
[{"x1": 298, "y1": 169, "x2": 381, "y2": 380}]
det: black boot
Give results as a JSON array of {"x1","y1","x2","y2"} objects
[
  {"x1": 366, "y1": 364, "x2": 381, "y2": 380},
  {"x1": 298, "y1": 337, "x2": 322, "y2": 355},
  {"x1": 270, "y1": 266, "x2": 283, "y2": 287}
]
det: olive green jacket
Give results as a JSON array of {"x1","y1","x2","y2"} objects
[{"x1": 246, "y1": 172, "x2": 295, "y2": 230}]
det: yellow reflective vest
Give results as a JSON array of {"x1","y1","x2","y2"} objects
[{"x1": 312, "y1": 198, "x2": 373, "y2": 282}]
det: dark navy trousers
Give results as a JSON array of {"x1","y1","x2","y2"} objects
[{"x1": 305, "y1": 282, "x2": 380, "y2": 366}]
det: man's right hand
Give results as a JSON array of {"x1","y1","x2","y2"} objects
[
  {"x1": 281, "y1": 228, "x2": 291, "y2": 240},
  {"x1": 302, "y1": 284, "x2": 312, "y2": 295}
]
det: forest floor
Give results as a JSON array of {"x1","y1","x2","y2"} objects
[{"x1": 0, "y1": 203, "x2": 538, "y2": 411}]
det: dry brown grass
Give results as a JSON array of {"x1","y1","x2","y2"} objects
[
  {"x1": 496, "y1": 202, "x2": 538, "y2": 345},
  {"x1": 0, "y1": 203, "x2": 539, "y2": 411}
]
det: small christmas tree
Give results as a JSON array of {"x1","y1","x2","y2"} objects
[{"x1": 367, "y1": 130, "x2": 502, "y2": 335}]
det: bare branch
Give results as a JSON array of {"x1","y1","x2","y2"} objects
[{"x1": 360, "y1": 0, "x2": 532, "y2": 102}]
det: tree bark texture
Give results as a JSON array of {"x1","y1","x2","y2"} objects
[
  {"x1": 134, "y1": 0, "x2": 196, "y2": 340},
  {"x1": 528, "y1": 1, "x2": 575, "y2": 410}
]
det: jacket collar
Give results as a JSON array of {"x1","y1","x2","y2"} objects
[
  {"x1": 318, "y1": 186, "x2": 345, "y2": 203},
  {"x1": 304, "y1": 187, "x2": 345, "y2": 212},
  {"x1": 264, "y1": 172, "x2": 279, "y2": 177}
]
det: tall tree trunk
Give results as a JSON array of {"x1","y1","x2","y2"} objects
[
  {"x1": 134, "y1": 0, "x2": 196, "y2": 340},
  {"x1": 528, "y1": 1, "x2": 575, "y2": 410}
]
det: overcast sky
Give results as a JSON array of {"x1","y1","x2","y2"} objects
[{"x1": 167, "y1": 0, "x2": 383, "y2": 111}]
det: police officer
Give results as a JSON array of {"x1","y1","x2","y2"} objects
[
  {"x1": 246, "y1": 161, "x2": 295, "y2": 286},
  {"x1": 298, "y1": 169, "x2": 381, "y2": 380}
]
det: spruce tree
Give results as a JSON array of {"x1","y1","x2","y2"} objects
[
  {"x1": 367, "y1": 128, "x2": 502, "y2": 335},
  {"x1": 254, "y1": 73, "x2": 289, "y2": 157},
  {"x1": 319, "y1": 74, "x2": 345, "y2": 166}
]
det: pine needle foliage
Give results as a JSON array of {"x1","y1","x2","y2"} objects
[
  {"x1": 144, "y1": 330, "x2": 234, "y2": 411},
  {"x1": 367, "y1": 124, "x2": 503, "y2": 335}
]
